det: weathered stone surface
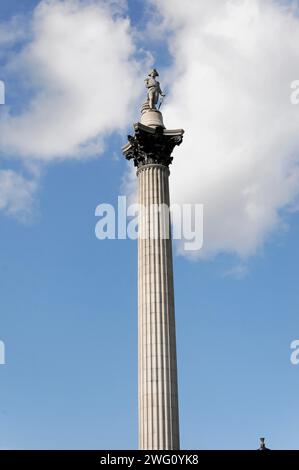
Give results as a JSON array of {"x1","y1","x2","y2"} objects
[
  {"x1": 122, "y1": 123, "x2": 184, "y2": 169},
  {"x1": 137, "y1": 164, "x2": 180, "y2": 450},
  {"x1": 122, "y1": 74, "x2": 184, "y2": 449}
]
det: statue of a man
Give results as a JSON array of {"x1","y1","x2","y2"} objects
[{"x1": 145, "y1": 69, "x2": 165, "y2": 110}]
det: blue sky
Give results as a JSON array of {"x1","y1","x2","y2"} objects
[{"x1": 0, "y1": 0, "x2": 299, "y2": 450}]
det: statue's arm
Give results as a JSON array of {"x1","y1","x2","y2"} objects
[{"x1": 157, "y1": 82, "x2": 165, "y2": 97}]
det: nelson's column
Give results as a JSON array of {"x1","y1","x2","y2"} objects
[{"x1": 123, "y1": 69, "x2": 184, "y2": 450}]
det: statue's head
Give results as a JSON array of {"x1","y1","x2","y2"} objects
[{"x1": 148, "y1": 68, "x2": 159, "y2": 78}]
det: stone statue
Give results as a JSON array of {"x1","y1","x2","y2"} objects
[{"x1": 144, "y1": 69, "x2": 165, "y2": 110}]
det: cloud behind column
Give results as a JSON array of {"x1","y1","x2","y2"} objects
[
  {"x1": 0, "y1": 0, "x2": 146, "y2": 218},
  {"x1": 151, "y1": 0, "x2": 299, "y2": 259},
  {"x1": 0, "y1": 0, "x2": 143, "y2": 160}
]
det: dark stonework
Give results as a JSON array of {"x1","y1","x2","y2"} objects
[
  {"x1": 122, "y1": 122, "x2": 184, "y2": 168},
  {"x1": 258, "y1": 438, "x2": 271, "y2": 451}
]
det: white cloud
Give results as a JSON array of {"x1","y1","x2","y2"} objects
[
  {"x1": 2, "y1": 0, "x2": 299, "y2": 262},
  {"x1": 0, "y1": 0, "x2": 146, "y2": 217},
  {"x1": 0, "y1": 170, "x2": 37, "y2": 219},
  {"x1": 0, "y1": 0, "x2": 143, "y2": 160},
  {"x1": 150, "y1": 0, "x2": 299, "y2": 259},
  {"x1": 222, "y1": 263, "x2": 249, "y2": 280}
]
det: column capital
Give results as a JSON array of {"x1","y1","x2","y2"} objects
[{"x1": 122, "y1": 122, "x2": 184, "y2": 168}]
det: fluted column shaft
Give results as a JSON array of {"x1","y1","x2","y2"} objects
[{"x1": 138, "y1": 163, "x2": 180, "y2": 450}]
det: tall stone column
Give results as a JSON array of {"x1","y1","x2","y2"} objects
[
  {"x1": 123, "y1": 70, "x2": 184, "y2": 450},
  {"x1": 137, "y1": 163, "x2": 179, "y2": 450}
]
